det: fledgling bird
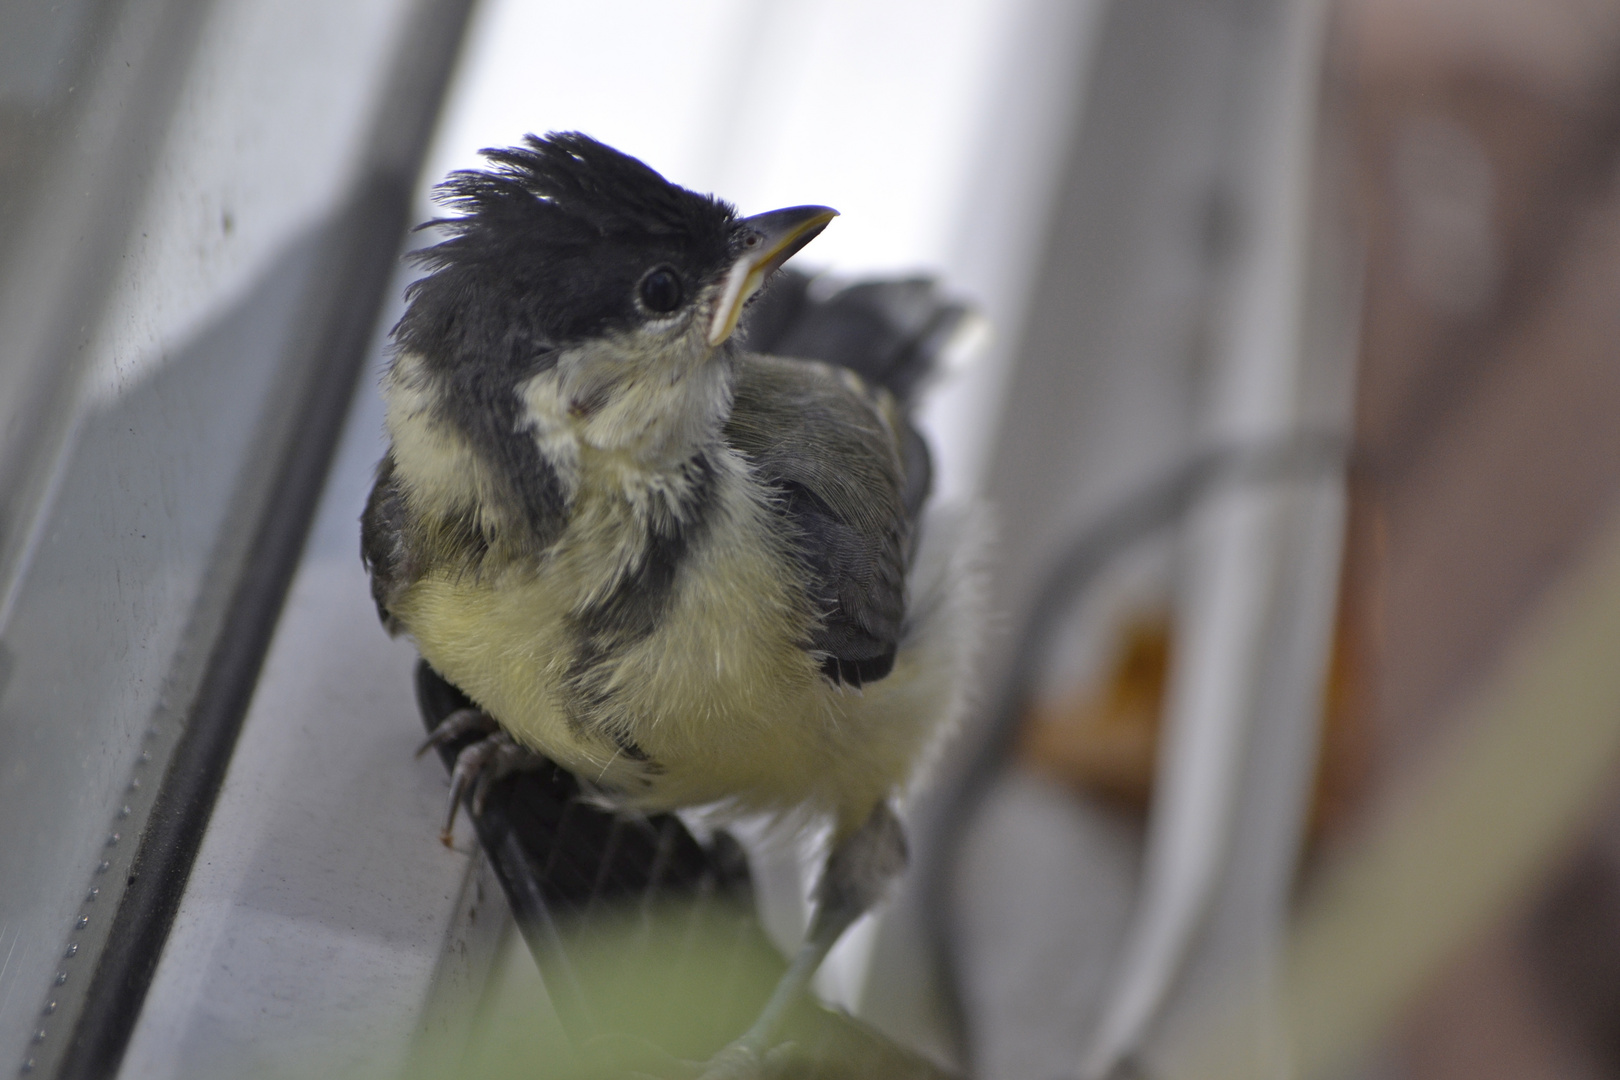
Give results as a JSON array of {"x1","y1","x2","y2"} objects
[{"x1": 362, "y1": 132, "x2": 979, "y2": 1071}]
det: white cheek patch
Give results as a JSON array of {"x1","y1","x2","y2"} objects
[
  {"x1": 385, "y1": 353, "x2": 488, "y2": 514},
  {"x1": 516, "y1": 367, "x2": 582, "y2": 496},
  {"x1": 535, "y1": 329, "x2": 729, "y2": 464},
  {"x1": 388, "y1": 412, "x2": 470, "y2": 502}
]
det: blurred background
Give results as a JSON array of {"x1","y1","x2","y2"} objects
[{"x1": 1, "y1": 0, "x2": 1619, "y2": 1077}]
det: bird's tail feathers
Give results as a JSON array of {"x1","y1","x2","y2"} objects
[{"x1": 740, "y1": 270, "x2": 980, "y2": 411}]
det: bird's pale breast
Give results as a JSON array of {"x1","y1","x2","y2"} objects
[{"x1": 392, "y1": 447, "x2": 935, "y2": 830}]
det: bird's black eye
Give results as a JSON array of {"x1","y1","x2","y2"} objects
[{"x1": 639, "y1": 267, "x2": 684, "y2": 314}]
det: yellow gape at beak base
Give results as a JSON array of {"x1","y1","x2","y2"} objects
[{"x1": 707, "y1": 205, "x2": 838, "y2": 347}]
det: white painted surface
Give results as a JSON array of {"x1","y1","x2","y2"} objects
[
  {"x1": 82, "y1": 0, "x2": 409, "y2": 407},
  {"x1": 1079, "y1": 0, "x2": 1350, "y2": 1074},
  {"x1": 0, "y1": 0, "x2": 431, "y2": 1068},
  {"x1": 953, "y1": 772, "x2": 1141, "y2": 1080},
  {"x1": 119, "y1": 268, "x2": 489, "y2": 1078}
]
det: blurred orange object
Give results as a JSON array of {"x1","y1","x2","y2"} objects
[
  {"x1": 1015, "y1": 604, "x2": 1369, "y2": 842},
  {"x1": 1017, "y1": 613, "x2": 1171, "y2": 814}
]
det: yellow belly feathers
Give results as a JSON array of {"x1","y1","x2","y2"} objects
[{"x1": 393, "y1": 451, "x2": 942, "y2": 835}]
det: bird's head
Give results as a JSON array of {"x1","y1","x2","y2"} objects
[{"x1": 395, "y1": 132, "x2": 836, "y2": 386}]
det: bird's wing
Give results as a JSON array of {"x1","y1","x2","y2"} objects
[
  {"x1": 361, "y1": 453, "x2": 415, "y2": 634},
  {"x1": 725, "y1": 353, "x2": 917, "y2": 687}
]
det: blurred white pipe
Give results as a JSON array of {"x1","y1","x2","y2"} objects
[{"x1": 1079, "y1": 0, "x2": 1341, "y2": 1075}]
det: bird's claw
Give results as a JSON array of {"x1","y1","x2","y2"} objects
[
  {"x1": 415, "y1": 706, "x2": 498, "y2": 758},
  {"x1": 438, "y1": 728, "x2": 546, "y2": 844}
]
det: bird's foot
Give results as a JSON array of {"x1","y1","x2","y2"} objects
[
  {"x1": 415, "y1": 705, "x2": 499, "y2": 757},
  {"x1": 419, "y1": 711, "x2": 546, "y2": 844}
]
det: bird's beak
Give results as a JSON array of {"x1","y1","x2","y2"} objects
[{"x1": 707, "y1": 205, "x2": 838, "y2": 347}]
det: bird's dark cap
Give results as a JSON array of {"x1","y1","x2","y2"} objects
[
  {"x1": 396, "y1": 133, "x2": 739, "y2": 364},
  {"x1": 420, "y1": 132, "x2": 736, "y2": 249}
]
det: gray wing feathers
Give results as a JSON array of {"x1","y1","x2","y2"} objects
[
  {"x1": 360, "y1": 453, "x2": 414, "y2": 634},
  {"x1": 725, "y1": 355, "x2": 914, "y2": 685}
]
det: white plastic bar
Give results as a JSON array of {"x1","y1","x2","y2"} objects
[{"x1": 1079, "y1": 0, "x2": 1343, "y2": 1075}]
